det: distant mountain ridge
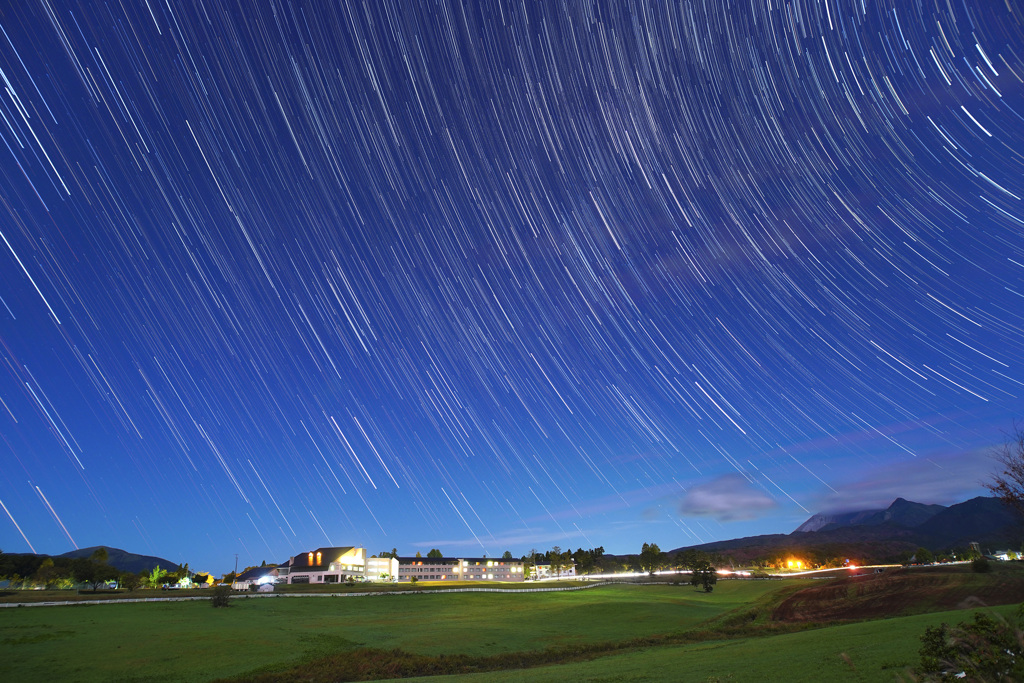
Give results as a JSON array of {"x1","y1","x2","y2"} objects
[
  {"x1": 671, "y1": 496, "x2": 1021, "y2": 564},
  {"x1": 794, "y1": 498, "x2": 946, "y2": 533},
  {"x1": 56, "y1": 546, "x2": 180, "y2": 574}
]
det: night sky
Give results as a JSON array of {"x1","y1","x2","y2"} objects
[{"x1": 1, "y1": 1, "x2": 1022, "y2": 575}]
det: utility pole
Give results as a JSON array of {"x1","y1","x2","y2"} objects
[{"x1": 234, "y1": 554, "x2": 238, "y2": 576}]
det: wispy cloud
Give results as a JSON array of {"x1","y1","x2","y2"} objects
[
  {"x1": 810, "y1": 449, "x2": 993, "y2": 513},
  {"x1": 678, "y1": 474, "x2": 778, "y2": 521}
]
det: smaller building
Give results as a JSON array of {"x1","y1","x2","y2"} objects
[
  {"x1": 365, "y1": 555, "x2": 399, "y2": 581},
  {"x1": 533, "y1": 562, "x2": 576, "y2": 580},
  {"x1": 232, "y1": 565, "x2": 281, "y2": 590}
]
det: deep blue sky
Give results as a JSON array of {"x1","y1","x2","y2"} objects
[{"x1": 1, "y1": 1, "x2": 1022, "y2": 575}]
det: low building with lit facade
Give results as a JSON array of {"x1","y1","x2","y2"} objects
[
  {"x1": 533, "y1": 562, "x2": 576, "y2": 580},
  {"x1": 251, "y1": 549, "x2": 528, "y2": 585},
  {"x1": 231, "y1": 565, "x2": 282, "y2": 590},
  {"x1": 397, "y1": 556, "x2": 525, "y2": 582},
  {"x1": 278, "y1": 547, "x2": 399, "y2": 585}
]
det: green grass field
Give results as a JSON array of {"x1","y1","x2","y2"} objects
[
  {"x1": 0, "y1": 574, "x2": 1019, "y2": 682},
  {"x1": 411, "y1": 603, "x2": 1020, "y2": 682}
]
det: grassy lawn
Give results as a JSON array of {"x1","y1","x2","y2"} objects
[
  {"x1": 1, "y1": 573, "x2": 1019, "y2": 682},
  {"x1": 0, "y1": 581, "x2": 788, "y2": 682},
  {"x1": 412, "y1": 603, "x2": 1021, "y2": 682}
]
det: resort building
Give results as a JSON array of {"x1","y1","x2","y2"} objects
[
  {"x1": 365, "y1": 554, "x2": 399, "y2": 581},
  {"x1": 248, "y1": 548, "x2": 530, "y2": 585},
  {"x1": 396, "y1": 556, "x2": 525, "y2": 582},
  {"x1": 279, "y1": 546, "x2": 398, "y2": 584}
]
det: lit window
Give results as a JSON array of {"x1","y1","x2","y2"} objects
[
  {"x1": 308, "y1": 552, "x2": 314, "y2": 565},
  {"x1": 316, "y1": 551, "x2": 322, "y2": 566}
]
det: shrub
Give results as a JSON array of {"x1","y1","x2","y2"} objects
[
  {"x1": 690, "y1": 560, "x2": 717, "y2": 593},
  {"x1": 972, "y1": 556, "x2": 991, "y2": 573},
  {"x1": 914, "y1": 605, "x2": 1024, "y2": 680},
  {"x1": 210, "y1": 585, "x2": 232, "y2": 608},
  {"x1": 119, "y1": 573, "x2": 142, "y2": 592}
]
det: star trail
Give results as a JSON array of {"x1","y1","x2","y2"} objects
[{"x1": 1, "y1": 1, "x2": 1022, "y2": 572}]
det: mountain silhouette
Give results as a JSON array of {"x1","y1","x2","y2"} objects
[
  {"x1": 671, "y1": 496, "x2": 1021, "y2": 564},
  {"x1": 57, "y1": 546, "x2": 180, "y2": 574}
]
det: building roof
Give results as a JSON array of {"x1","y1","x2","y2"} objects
[
  {"x1": 395, "y1": 556, "x2": 522, "y2": 565},
  {"x1": 235, "y1": 566, "x2": 278, "y2": 582},
  {"x1": 288, "y1": 546, "x2": 358, "y2": 568},
  {"x1": 396, "y1": 556, "x2": 460, "y2": 565}
]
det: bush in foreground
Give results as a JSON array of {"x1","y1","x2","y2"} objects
[
  {"x1": 211, "y1": 585, "x2": 232, "y2": 608},
  {"x1": 914, "y1": 603, "x2": 1024, "y2": 681}
]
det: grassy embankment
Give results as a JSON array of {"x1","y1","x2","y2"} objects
[{"x1": 1, "y1": 564, "x2": 1021, "y2": 682}]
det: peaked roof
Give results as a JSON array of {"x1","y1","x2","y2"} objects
[
  {"x1": 288, "y1": 546, "x2": 360, "y2": 568},
  {"x1": 235, "y1": 565, "x2": 278, "y2": 582}
]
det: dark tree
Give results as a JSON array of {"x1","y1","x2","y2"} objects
[
  {"x1": 501, "y1": 550, "x2": 513, "y2": 560},
  {"x1": 639, "y1": 542, "x2": 664, "y2": 575},
  {"x1": 549, "y1": 546, "x2": 563, "y2": 576},
  {"x1": 72, "y1": 557, "x2": 119, "y2": 591},
  {"x1": 690, "y1": 560, "x2": 718, "y2": 592},
  {"x1": 33, "y1": 558, "x2": 69, "y2": 589},
  {"x1": 120, "y1": 572, "x2": 142, "y2": 592},
  {"x1": 427, "y1": 548, "x2": 443, "y2": 558},
  {"x1": 985, "y1": 423, "x2": 1024, "y2": 518},
  {"x1": 678, "y1": 549, "x2": 705, "y2": 571}
]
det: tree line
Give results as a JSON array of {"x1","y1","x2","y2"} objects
[{"x1": 0, "y1": 547, "x2": 196, "y2": 591}]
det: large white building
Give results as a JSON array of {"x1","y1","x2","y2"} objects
[
  {"x1": 254, "y1": 548, "x2": 532, "y2": 585},
  {"x1": 396, "y1": 556, "x2": 525, "y2": 582},
  {"x1": 279, "y1": 547, "x2": 398, "y2": 584}
]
